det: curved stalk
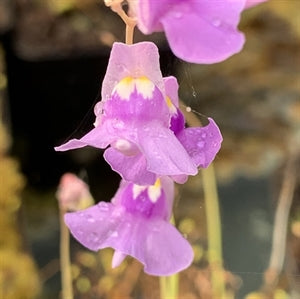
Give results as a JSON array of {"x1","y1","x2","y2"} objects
[{"x1": 59, "y1": 207, "x2": 73, "y2": 299}]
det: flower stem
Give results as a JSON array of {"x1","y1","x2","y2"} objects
[
  {"x1": 263, "y1": 150, "x2": 298, "y2": 291},
  {"x1": 106, "y1": 0, "x2": 136, "y2": 45},
  {"x1": 202, "y1": 164, "x2": 226, "y2": 298},
  {"x1": 159, "y1": 215, "x2": 179, "y2": 299},
  {"x1": 159, "y1": 273, "x2": 179, "y2": 299},
  {"x1": 181, "y1": 103, "x2": 225, "y2": 298},
  {"x1": 59, "y1": 207, "x2": 73, "y2": 299}
]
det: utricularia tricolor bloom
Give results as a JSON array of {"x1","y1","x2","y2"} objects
[{"x1": 55, "y1": 0, "x2": 266, "y2": 276}]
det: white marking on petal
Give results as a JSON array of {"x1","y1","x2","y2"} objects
[
  {"x1": 113, "y1": 139, "x2": 132, "y2": 152},
  {"x1": 135, "y1": 76, "x2": 155, "y2": 99},
  {"x1": 113, "y1": 77, "x2": 135, "y2": 100},
  {"x1": 148, "y1": 179, "x2": 162, "y2": 203},
  {"x1": 132, "y1": 184, "x2": 147, "y2": 199}
]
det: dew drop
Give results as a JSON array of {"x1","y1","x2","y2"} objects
[
  {"x1": 98, "y1": 202, "x2": 109, "y2": 211},
  {"x1": 152, "y1": 225, "x2": 160, "y2": 232},
  {"x1": 201, "y1": 133, "x2": 207, "y2": 138},
  {"x1": 89, "y1": 232, "x2": 99, "y2": 242},
  {"x1": 77, "y1": 229, "x2": 84, "y2": 235},
  {"x1": 86, "y1": 214, "x2": 95, "y2": 223},
  {"x1": 111, "y1": 231, "x2": 119, "y2": 238},
  {"x1": 197, "y1": 141, "x2": 205, "y2": 149},
  {"x1": 112, "y1": 120, "x2": 125, "y2": 129},
  {"x1": 212, "y1": 18, "x2": 221, "y2": 27},
  {"x1": 173, "y1": 11, "x2": 182, "y2": 19}
]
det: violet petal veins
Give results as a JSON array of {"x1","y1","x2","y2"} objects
[{"x1": 64, "y1": 177, "x2": 194, "y2": 276}]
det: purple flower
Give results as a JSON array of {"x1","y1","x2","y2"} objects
[
  {"x1": 55, "y1": 42, "x2": 222, "y2": 185},
  {"x1": 56, "y1": 42, "x2": 222, "y2": 185},
  {"x1": 164, "y1": 76, "x2": 223, "y2": 183},
  {"x1": 130, "y1": 0, "x2": 265, "y2": 63},
  {"x1": 105, "y1": 75, "x2": 223, "y2": 185},
  {"x1": 64, "y1": 177, "x2": 194, "y2": 276}
]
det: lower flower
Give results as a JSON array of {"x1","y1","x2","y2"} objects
[{"x1": 64, "y1": 177, "x2": 194, "y2": 276}]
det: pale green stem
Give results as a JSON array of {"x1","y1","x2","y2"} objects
[
  {"x1": 159, "y1": 215, "x2": 179, "y2": 299},
  {"x1": 263, "y1": 150, "x2": 298, "y2": 291},
  {"x1": 180, "y1": 103, "x2": 225, "y2": 298},
  {"x1": 202, "y1": 164, "x2": 225, "y2": 298},
  {"x1": 59, "y1": 207, "x2": 73, "y2": 299},
  {"x1": 108, "y1": 0, "x2": 136, "y2": 45}
]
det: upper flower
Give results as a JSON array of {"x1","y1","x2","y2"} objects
[
  {"x1": 104, "y1": 75, "x2": 223, "y2": 185},
  {"x1": 64, "y1": 177, "x2": 194, "y2": 276},
  {"x1": 55, "y1": 42, "x2": 222, "y2": 185},
  {"x1": 55, "y1": 42, "x2": 199, "y2": 184},
  {"x1": 129, "y1": 0, "x2": 266, "y2": 64}
]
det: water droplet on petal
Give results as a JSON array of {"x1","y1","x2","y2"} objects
[
  {"x1": 212, "y1": 18, "x2": 221, "y2": 27},
  {"x1": 152, "y1": 225, "x2": 160, "y2": 232},
  {"x1": 111, "y1": 231, "x2": 119, "y2": 238},
  {"x1": 197, "y1": 141, "x2": 205, "y2": 149},
  {"x1": 77, "y1": 229, "x2": 84, "y2": 235},
  {"x1": 174, "y1": 11, "x2": 182, "y2": 18},
  {"x1": 98, "y1": 202, "x2": 109, "y2": 211},
  {"x1": 112, "y1": 120, "x2": 125, "y2": 129},
  {"x1": 89, "y1": 232, "x2": 99, "y2": 242},
  {"x1": 201, "y1": 133, "x2": 207, "y2": 138},
  {"x1": 86, "y1": 214, "x2": 95, "y2": 223}
]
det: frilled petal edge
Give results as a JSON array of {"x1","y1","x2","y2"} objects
[
  {"x1": 176, "y1": 118, "x2": 223, "y2": 168},
  {"x1": 65, "y1": 203, "x2": 194, "y2": 276}
]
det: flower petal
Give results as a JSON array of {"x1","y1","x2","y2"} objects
[
  {"x1": 176, "y1": 118, "x2": 223, "y2": 168},
  {"x1": 54, "y1": 118, "x2": 129, "y2": 151},
  {"x1": 163, "y1": 76, "x2": 179, "y2": 107},
  {"x1": 137, "y1": 122, "x2": 198, "y2": 176},
  {"x1": 136, "y1": 0, "x2": 165, "y2": 33},
  {"x1": 137, "y1": 218, "x2": 194, "y2": 276},
  {"x1": 101, "y1": 42, "x2": 165, "y2": 101},
  {"x1": 64, "y1": 202, "x2": 123, "y2": 251},
  {"x1": 54, "y1": 121, "x2": 118, "y2": 151},
  {"x1": 103, "y1": 147, "x2": 157, "y2": 185},
  {"x1": 170, "y1": 174, "x2": 188, "y2": 184},
  {"x1": 65, "y1": 203, "x2": 193, "y2": 276},
  {"x1": 160, "y1": 1, "x2": 245, "y2": 63}
]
